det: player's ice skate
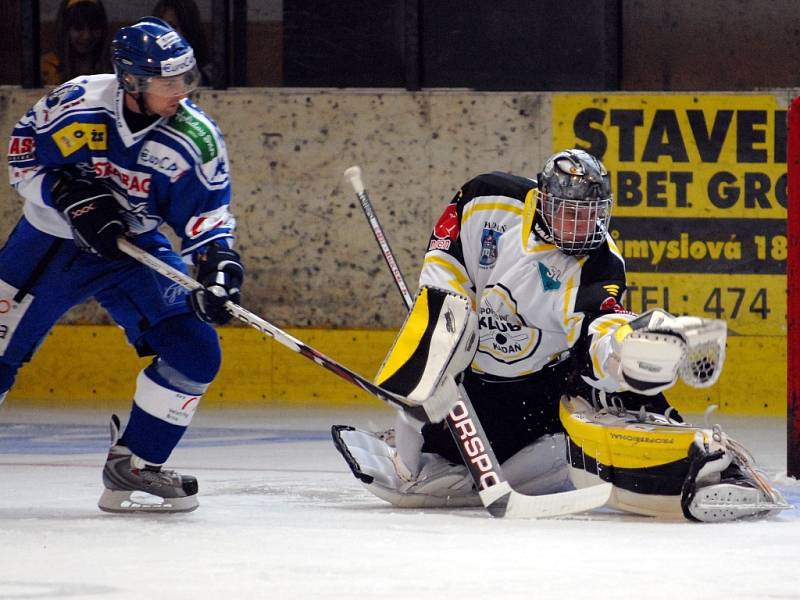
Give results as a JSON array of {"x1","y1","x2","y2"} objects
[{"x1": 98, "y1": 415, "x2": 199, "y2": 513}]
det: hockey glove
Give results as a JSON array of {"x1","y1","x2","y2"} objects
[
  {"x1": 611, "y1": 309, "x2": 726, "y2": 395},
  {"x1": 52, "y1": 168, "x2": 127, "y2": 260},
  {"x1": 189, "y1": 244, "x2": 244, "y2": 325}
]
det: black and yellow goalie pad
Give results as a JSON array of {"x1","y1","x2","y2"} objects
[{"x1": 561, "y1": 396, "x2": 724, "y2": 519}]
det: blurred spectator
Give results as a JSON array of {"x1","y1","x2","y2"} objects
[
  {"x1": 41, "y1": 0, "x2": 111, "y2": 86},
  {"x1": 153, "y1": 0, "x2": 212, "y2": 85}
]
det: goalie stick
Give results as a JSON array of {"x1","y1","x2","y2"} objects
[
  {"x1": 345, "y1": 165, "x2": 612, "y2": 518},
  {"x1": 116, "y1": 238, "x2": 427, "y2": 422},
  {"x1": 344, "y1": 167, "x2": 414, "y2": 307}
]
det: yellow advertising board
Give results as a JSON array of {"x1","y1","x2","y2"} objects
[{"x1": 553, "y1": 94, "x2": 786, "y2": 413}]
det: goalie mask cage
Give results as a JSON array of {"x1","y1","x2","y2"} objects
[{"x1": 788, "y1": 96, "x2": 800, "y2": 478}]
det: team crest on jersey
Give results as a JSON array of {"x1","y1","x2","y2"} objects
[
  {"x1": 479, "y1": 228, "x2": 501, "y2": 268},
  {"x1": 477, "y1": 289, "x2": 540, "y2": 364},
  {"x1": 537, "y1": 262, "x2": 561, "y2": 291},
  {"x1": 45, "y1": 83, "x2": 86, "y2": 109},
  {"x1": 41, "y1": 83, "x2": 88, "y2": 124}
]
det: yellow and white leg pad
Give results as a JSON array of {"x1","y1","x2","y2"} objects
[{"x1": 560, "y1": 395, "x2": 790, "y2": 521}]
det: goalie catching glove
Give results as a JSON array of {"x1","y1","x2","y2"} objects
[
  {"x1": 189, "y1": 243, "x2": 244, "y2": 325},
  {"x1": 609, "y1": 309, "x2": 726, "y2": 395},
  {"x1": 374, "y1": 286, "x2": 478, "y2": 422}
]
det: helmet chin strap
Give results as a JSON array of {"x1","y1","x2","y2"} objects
[
  {"x1": 132, "y1": 92, "x2": 153, "y2": 116},
  {"x1": 121, "y1": 75, "x2": 155, "y2": 116}
]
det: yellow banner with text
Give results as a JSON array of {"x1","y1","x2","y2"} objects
[{"x1": 552, "y1": 94, "x2": 786, "y2": 413}]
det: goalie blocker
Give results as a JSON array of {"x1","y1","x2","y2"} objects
[{"x1": 374, "y1": 285, "x2": 478, "y2": 423}]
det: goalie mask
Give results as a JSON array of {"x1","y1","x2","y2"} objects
[{"x1": 533, "y1": 149, "x2": 613, "y2": 255}]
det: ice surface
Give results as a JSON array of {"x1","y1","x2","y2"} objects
[{"x1": 1, "y1": 405, "x2": 798, "y2": 600}]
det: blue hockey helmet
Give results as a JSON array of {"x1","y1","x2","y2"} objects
[{"x1": 112, "y1": 17, "x2": 200, "y2": 96}]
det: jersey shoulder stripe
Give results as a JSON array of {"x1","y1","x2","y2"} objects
[
  {"x1": 460, "y1": 171, "x2": 536, "y2": 205},
  {"x1": 162, "y1": 101, "x2": 224, "y2": 164},
  {"x1": 32, "y1": 107, "x2": 115, "y2": 135},
  {"x1": 461, "y1": 195, "x2": 524, "y2": 225}
]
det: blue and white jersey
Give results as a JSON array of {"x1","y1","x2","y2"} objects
[{"x1": 7, "y1": 74, "x2": 234, "y2": 261}]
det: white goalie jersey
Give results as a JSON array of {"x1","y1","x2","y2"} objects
[{"x1": 419, "y1": 171, "x2": 635, "y2": 389}]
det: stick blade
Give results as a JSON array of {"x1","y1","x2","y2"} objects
[{"x1": 501, "y1": 483, "x2": 613, "y2": 519}]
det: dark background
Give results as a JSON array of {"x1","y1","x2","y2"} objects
[{"x1": 1, "y1": 0, "x2": 800, "y2": 90}]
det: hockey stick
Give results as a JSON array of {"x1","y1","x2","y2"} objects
[
  {"x1": 344, "y1": 167, "x2": 414, "y2": 307},
  {"x1": 116, "y1": 238, "x2": 428, "y2": 423},
  {"x1": 345, "y1": 165, "x2": 612, "y2": 518}
]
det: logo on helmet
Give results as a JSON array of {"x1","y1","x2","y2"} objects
[
  {"x1": 162, "y1": 51, "x2": 196, "y2": 76},
  {"x1": 156, "y1": 31, "x2": 181, "y2": 49}
]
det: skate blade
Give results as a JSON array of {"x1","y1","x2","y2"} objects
[
  {"x1": 689, "y1": 484, "x2": 792, "y2": 522},
  {"x1": 98, "y1": 489, "x2": 199, "y2": 514}
]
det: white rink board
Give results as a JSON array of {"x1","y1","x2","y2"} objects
[{"x1": 1, "y1": 406, "x2": 799, "y2": 600}]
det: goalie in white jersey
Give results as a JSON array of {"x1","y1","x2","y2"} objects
[{"x1": 334, "y1": 150, "x2": 789, "y2": 521}]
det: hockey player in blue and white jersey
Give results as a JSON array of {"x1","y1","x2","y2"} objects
[
  {"x1": 334, "y1": 150, "x2": 789, "y2": 521},
  {"x1": 1, "y1": 17, "x2": 243, "y2": 513}
]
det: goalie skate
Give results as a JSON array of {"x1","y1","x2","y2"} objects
[
  {"x1": 682, "y1": 431, "x2": 791, "y2": 522},
  {"x1": 687, "y1": 482, "x2": 791, "y2": 522},
  {"x1": 331, "y1": 425, "x2": 481, "y2": 508},
  {"x1": 98, "y1": 415, "x2": 199, "y2": 513}
]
